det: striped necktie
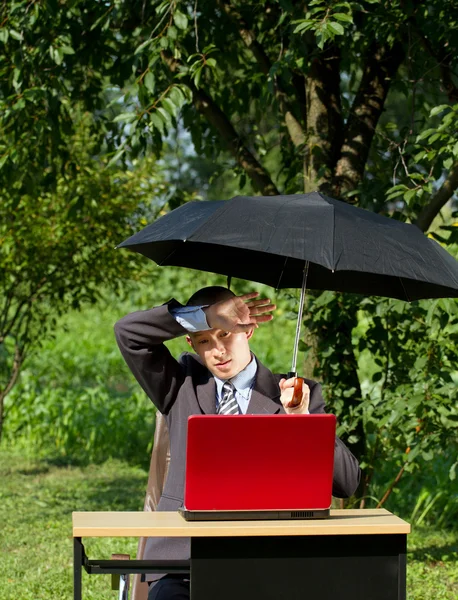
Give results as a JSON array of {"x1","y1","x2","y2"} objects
[{"x1": 217, "y1": 382, "x2": 240, "y2": 415}]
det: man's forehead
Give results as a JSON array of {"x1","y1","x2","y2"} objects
[{"x1": 190, "y1": 329, "x2": 217, "y2": 339}]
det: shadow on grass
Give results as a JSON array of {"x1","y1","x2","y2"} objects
[
  {"x1": 409, "y1": 543, "x2": 458, "y2": 563},
  {"x1": 44, "y1": 454, "x2": 150, "y2": 471},
  {"x1": 75, "y1": 475, "x2": 148, "y2": 512},
  {"x1": 45, "y1": 456, "x2": 88, "y2": 468},
  {"x1": 17, "y1": 466, "x2": 51, "y2": 476}
]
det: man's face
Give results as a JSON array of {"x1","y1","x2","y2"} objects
[{"x1": 187, "y1": 328, "x2": 253, "y2": 379}]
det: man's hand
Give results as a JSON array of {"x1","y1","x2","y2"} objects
[
  {"x1": 204, "y1": 292, "x2": 276, "y2": 333},
  {"x1": 279, "y1": 377, "x2": 310, "y2": 414}
]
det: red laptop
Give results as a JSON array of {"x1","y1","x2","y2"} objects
[{"x1": 179, "y1": 414, "x2": 336, "y2": 521}]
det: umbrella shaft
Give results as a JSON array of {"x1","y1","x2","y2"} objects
[{"x1": 290, "y1": 261, "x2": 309, "y2": 374}]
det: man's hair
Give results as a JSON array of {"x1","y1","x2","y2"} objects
[{"x1": 186, "y1": 286, "x2": 235, "y2": 307}]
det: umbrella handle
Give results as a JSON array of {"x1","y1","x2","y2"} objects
[{"x1": 285, "y1": 376, "x2": 304, "y2": 409}]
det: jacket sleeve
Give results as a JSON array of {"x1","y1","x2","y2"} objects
[
  {"x1": 307, "y1": 380, "x2": 361, "y2": 498},
  {"x1": 114, "y1": 301, "x2": 189, "y2": 414}
]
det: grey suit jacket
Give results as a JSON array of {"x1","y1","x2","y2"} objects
[{"x1": 115, "y1": 301, "x2": 361, "y2": 574}]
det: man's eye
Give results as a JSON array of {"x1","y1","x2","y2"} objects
[
  {"x1": 220, "y1": 331, "x2": 229, "y2": 338},
  {"x1": 198, "y1": 339, "x2": 208, "y2": 345}
]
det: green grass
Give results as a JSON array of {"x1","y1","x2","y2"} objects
[
  {"x1": 0, "y1": 447, "x2": 457, "y2": 599},
  {"x1": 0, "y1": 448, "x2": 146, "y2": 599}
]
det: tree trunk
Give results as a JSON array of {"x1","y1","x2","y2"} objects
[
  {"x1": 0, "y1": 344, "x2": 24, "y2": 443},
  {"x1": 305, "y1": 45, "x2": 343, "y2": 193},
  {"x1": 315, "y1": 298, "x2": 365, "y2": 463},
  {"x1": 332, "y1": 41, "x2": 405, "y2": 199}
]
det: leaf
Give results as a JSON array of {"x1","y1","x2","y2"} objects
[
  {"x1": 9, "y1": 29, "x2": 22, "y2": 41},
  {"x1": 332, "y1": 12, "x2": 353, "y2": 22},
  {"x1": 0, "y1": 28, "x2": 9, "y2": 43},
  {"x1": 173, "y1": 10, "x2": 188, "y2": 30},
  {"x1": 293, "y1": 20, "x2": 314, "y2": 34},
  {"x1": 169, "y1": 85, "x2": 184, "y2": 105},
  {"x1": 414, "y1": 150, "x2": 427, "y2": 162},
  {"x1": 135, "y1": 38, "x2": 153, "y2": 55},
  {"x1": 403, "y1": 189, "x2": 417, "y2": 202},
  {"x1": 161, "y1": 97, "x2": 177, "y2": 116},
  {"x1": 428, "y1": 133, "x2": 441, "y2": 143},
  {"x1": 112, "y1": 112, "x2": 137, "y2": 123},
  {"x1": 327, "y1": 21, "x2": 345, "y2": 35},
  {"x1": 416, "y1": 128, "x2": 435, "y2": 142},
  {"x1": 156, "y1": 106, "x2": 172, "y2": 123},
  {"x1": 106, "y1": 148, "x2": 125, "y2": 167},
  {"x1": 429, "y1": 104, "x2": 450, "y2": 117},
  {"x1": 167, "y1": 25, "x2": 177, "y2": 40},
  {"x1": 49, "y1": 46, "x2": 64, "y2": 65},
  {"x1": 193, "y1": 66, "x2": 203, "y2": 88},
  {"x1": 149, "y1": 112, "x2": 164, "y2": 134},
  {"x1": 143, "y1": 71, "x2": 155, "y2": 94}
]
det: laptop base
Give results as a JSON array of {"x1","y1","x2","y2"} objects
[{"x1": 179, "y1": 508, "x2": 330, "y2": 521}]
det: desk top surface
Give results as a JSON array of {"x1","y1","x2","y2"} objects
[{"x1": 72, "y1": 509, "x2": 410, "y2": 537}]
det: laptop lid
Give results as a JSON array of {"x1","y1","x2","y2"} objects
[{"x1": 184, "y1": 414, "x2": 336, "y2": 511}]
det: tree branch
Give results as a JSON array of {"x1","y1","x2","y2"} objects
[
  {"x1": 408, "y1": 12, "x2": 458, "y2": 103},
  {"x1": 415, "y1": 161, "x2": 458, "y2": 232},
  {"x1": 0, "y1": 296, "x2": 29, "y2": 344},
  {"x1": 162, "y1": 52, "x2": 279, "y2": 195},
  {"x1": 376, "y1": 462, "x2": 406, "y2": 508},
  {"x1": 332, "y1": 41, "x2": 405, "y2": 199},
  {"x1": 218, "y1": 0, "x2": 306, "y2": 148},
  {"x1": 0, "y1": 284, "x2": 15, "y2": 337},
  {"x1": 192, "y1": 86, "x2": 280, "y2": 195}
]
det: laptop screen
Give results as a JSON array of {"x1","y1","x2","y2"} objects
[{"x1": 184, "y1": 414, "x2": 336, "y2": 511}]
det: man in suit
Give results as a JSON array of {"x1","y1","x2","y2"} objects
[{"x1": 115, "y1": 286, "x2": 361, "y2": 600}]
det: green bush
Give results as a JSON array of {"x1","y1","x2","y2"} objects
[
  {"x1": 5, "y1": 370, "x2": 156, "y2": 468},
  {"x1": 3, "y1": 273, "x2": 297, "y2": 467}
]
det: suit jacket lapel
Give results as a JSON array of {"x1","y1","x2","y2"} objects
[
  {"x1": 247, "y1": 357, "x2": 285, "y2": 415},
  {"x1": 196, "y1": 376, "x2": 217, "y2": 414},
  {"x1": 191, "y1": 356, "x2": 217, "y2": 414}
]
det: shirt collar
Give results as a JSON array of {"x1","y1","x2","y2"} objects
[{"x1": 214, "y1": 354, "x2": 257, "y2": 401}]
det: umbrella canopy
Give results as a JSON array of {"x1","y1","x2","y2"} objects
[{"x1": 118, "y1": 192, "x2": 458, "y2": 301}]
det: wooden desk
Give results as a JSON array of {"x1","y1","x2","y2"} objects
[{"x1": 73, "y1": 509, "x2": 410, "y2": 600}]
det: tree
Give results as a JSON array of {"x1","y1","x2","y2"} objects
[
  {"x1": 1, "y1": 0, "x2": 457, "y2": 465},
  {"x1": 2, "y1": 1, "x2": 457, "y2": 209},
  {"x1": 0, "y1": 112, "x2": 165, "y2": 439}
]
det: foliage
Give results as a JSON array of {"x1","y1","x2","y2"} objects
[
  {"x1": 1, "y1": 0, "x2": 458, "y2": 212},
  {"x1": 3, "y1": 270, "x2": 297, "y2": 465},
  {"x1": 4, "y1": 373, "x2": 157, "y2": 468},
  {"x1": 1, "y1": 0, "x2": 458, "y2": 523},
  {"x1": 0, "y1": 113, "x2": 164, "y2": 438},
  {"x1": 385, "y1": 104, "x2": 458, "y2": 231},
  {"x1": 0, "y1": 448, "x2": 457, "y2": 600},
  {"x1": 304, "y1": 230, "x2": 458, "y2": 509}
]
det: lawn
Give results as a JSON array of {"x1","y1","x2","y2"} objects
[{"x1": 0, "y1": 447, "x2": 456, "y2": 599}]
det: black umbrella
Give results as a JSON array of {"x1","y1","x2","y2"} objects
[{"x1": 118, "y1": 192, "x2": 458, "y2": 377}]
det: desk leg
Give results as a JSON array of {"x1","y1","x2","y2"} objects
[
  {"x1": 191, "y1": 534, "x2": 407, "y2": 600},
  {"x1": 74, "y1": 537, "x2": 83, "y2": 600}
]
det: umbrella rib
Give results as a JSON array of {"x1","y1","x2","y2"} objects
[
  {"x1": 275, "y1": 256, "x2": 289, "y2": 290},
  {"x1": 398, "y1": 277, "x2": 411, "y2": 302},
  {"x1": 157, "y1": 245, "x2": 181, "y2": 266}
]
